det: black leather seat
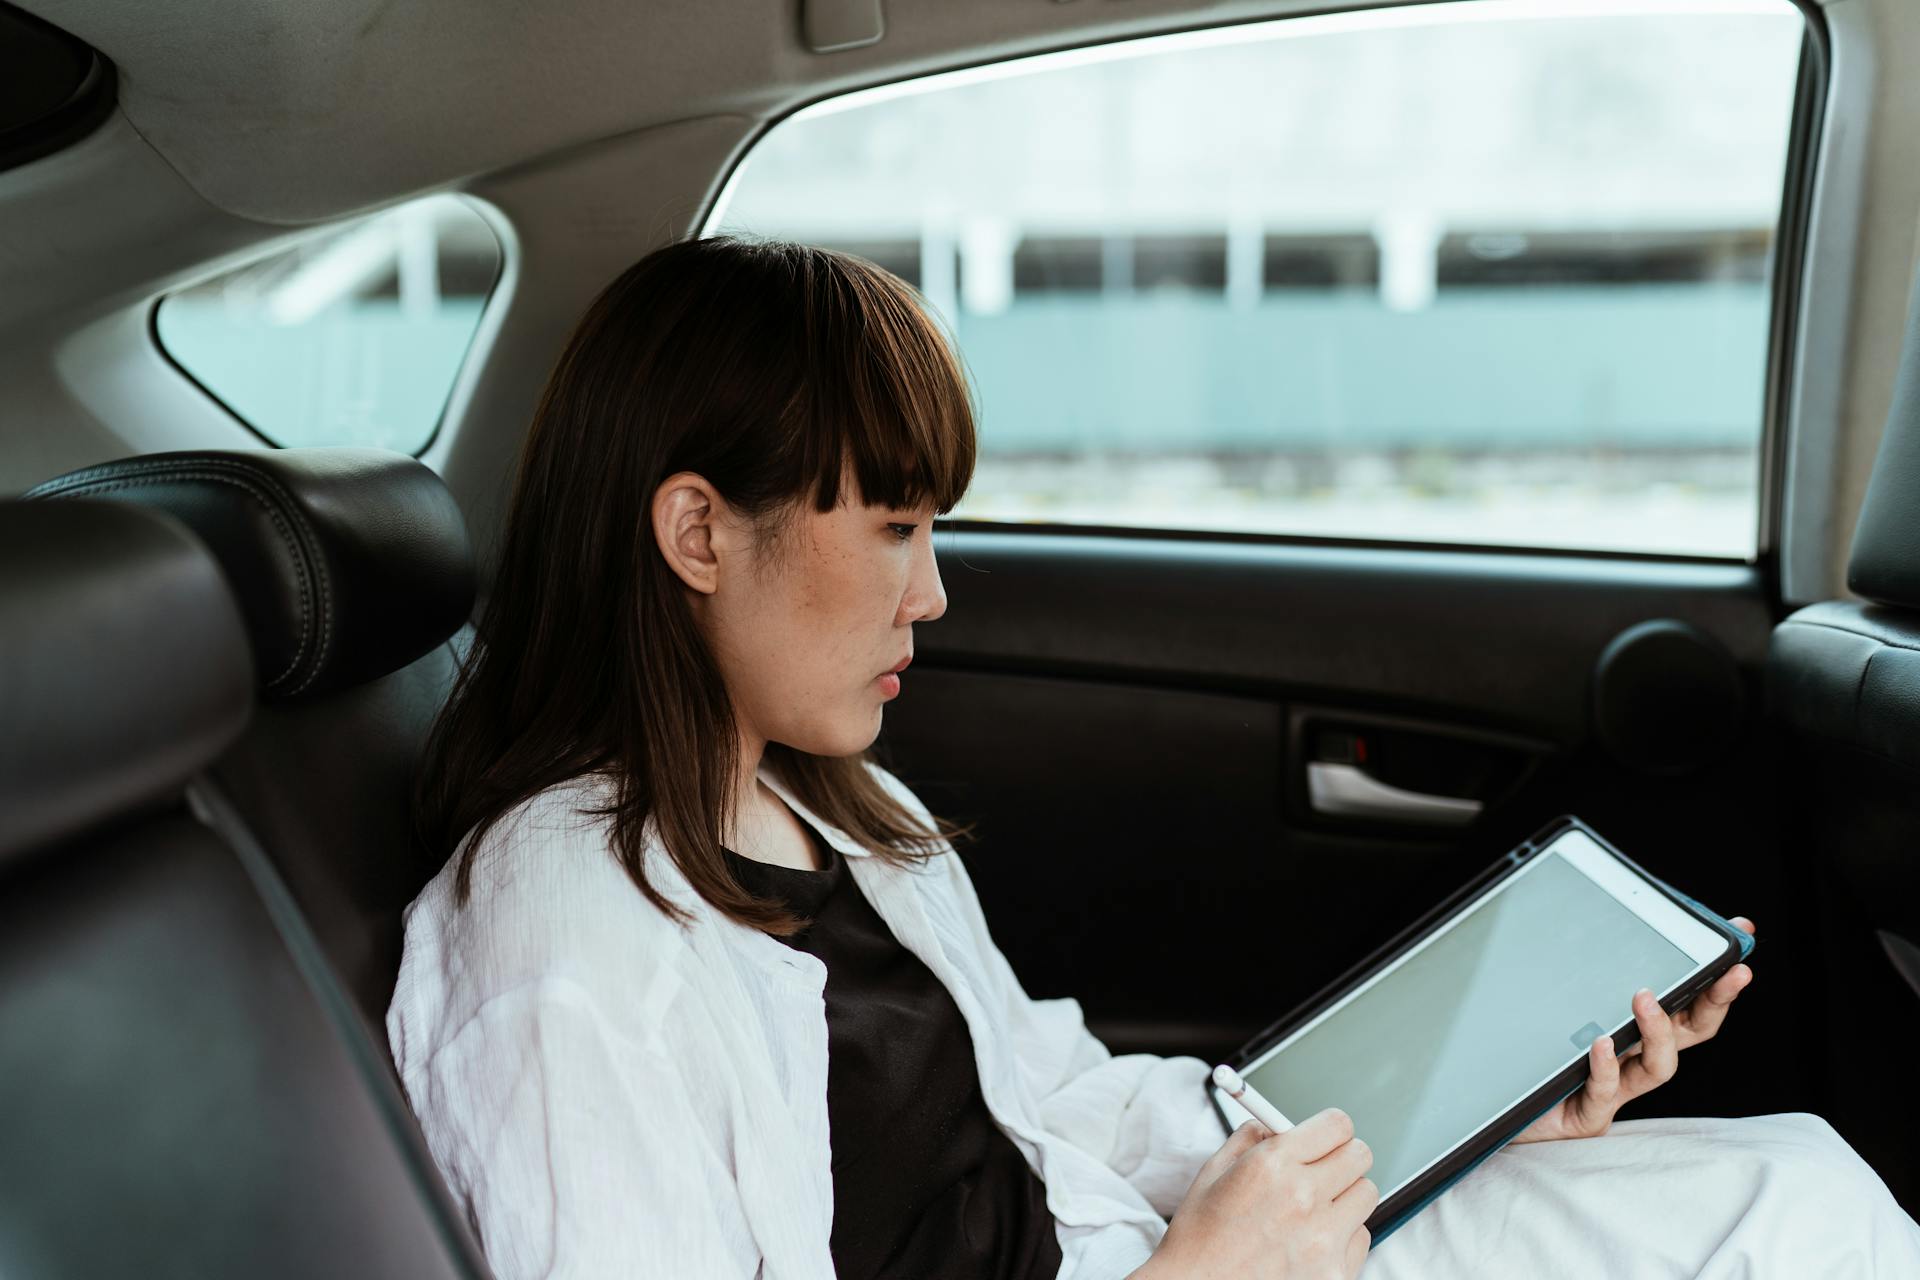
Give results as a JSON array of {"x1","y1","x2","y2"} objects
[
  {"x1": 25, "y1": 448, "x2": 477, "y2": 1037},
  {"x1": 0, "y1": 497, "x2": 492, "y2": 1279},
  {"x1": 1766, "y1": 270, "x2": 1920, "y2": 1213}
]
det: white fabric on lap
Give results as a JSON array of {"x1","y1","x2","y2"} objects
[{"x1": 1362, "y1": 1111, "x2": 1920, "y2": 1279}]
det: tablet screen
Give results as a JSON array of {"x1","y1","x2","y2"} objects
[{"x1": 1237, "y1": 831, "x2": 1709, "y2": 1199}]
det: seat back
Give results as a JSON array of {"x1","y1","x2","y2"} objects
[
  {"x1": 26, "y1": 448, "x2": 477, "y2": 1030},
  {"x1": 1765, "y1": 267, "x2": 1920, "y2": 1213},
  {"x1": 0, "y1": 498, "x2": 493, "y2": 1279}
]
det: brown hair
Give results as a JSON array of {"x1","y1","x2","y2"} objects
[{"x1": 413, "y1": 235, "x2": 977, "y2": 935}]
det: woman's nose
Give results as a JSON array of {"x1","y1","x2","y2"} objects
[{"x1": 904, "y1": 537, "x2": 947, "y2": 624}]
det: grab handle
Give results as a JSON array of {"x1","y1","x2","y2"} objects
[{"x1": 1306, "y1": 761, "x2": 1483, "y2": 826}]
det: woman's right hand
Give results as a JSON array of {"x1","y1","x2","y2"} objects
[{"x1": 1131, "y1": 1107, "x2": 1378, "y2": 1280}]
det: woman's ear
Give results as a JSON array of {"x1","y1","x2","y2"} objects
[{"x1": 652, "y1": 471, "x2": 727, "y2": 595}]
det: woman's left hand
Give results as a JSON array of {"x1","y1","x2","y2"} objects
[{"x1": 1510, "y1": 915, "x2": 1757, "y2": 1144}]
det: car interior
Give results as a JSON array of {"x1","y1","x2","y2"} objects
[{"x1": 2, "y1": 0, "x2": 1917, "y2": 1274}]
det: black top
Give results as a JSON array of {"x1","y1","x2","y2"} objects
[{"x1": 720, "y1": 824, "x2": 1063, "y2": 1280}]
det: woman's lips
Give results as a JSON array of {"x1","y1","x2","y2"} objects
[{"x1": 877, "y1": 654, "x2": 910, "y2": 699}]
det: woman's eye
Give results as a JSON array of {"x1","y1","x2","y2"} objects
[{"x1": 887, "y1": 522, "x2": 918, "y2": 543}]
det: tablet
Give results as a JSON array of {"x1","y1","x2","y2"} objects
[{"x1": 1208, "y1": 815, "x2": 1755, "y2": 1244}]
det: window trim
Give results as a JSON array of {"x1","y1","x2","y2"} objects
[
  {"x1": 146, "y1": 192, "x2": 509, "y2": 459},
  {"x1": 929, "y1": 515, "x2": 1762, "y2": 569},
  {"x1": 1755, "y1": 5, "x2": 1832, "y2": 611},
  {"x1": 701, "y1": 0, "x2": 1828, "y2": 568}
]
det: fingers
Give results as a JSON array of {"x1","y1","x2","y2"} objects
[
  {"x1": 1676, "y1": 963, "x2": 1751, "y2": 1044},
  {"x1": 1228, "y1": 1120, "x2": 1274, "y2": 1159},
  {"x1": 1283, "y1": 1106, "x2": 1357, "y2": 1164},
  {"x1": 1215, "y1": 1118, "x2": 1272, "y2": 1166},
  {"x1": 1189, "y1": 1119, "x2": 1270, "y2": 1200},
  {"x1": 1583, "y1": 1030, "x2": 1620, "y2": 1106},
  {"x1": 1550, "y1": 1031, "x2": 1623, "y2": 1137},
  {"x1": 1617, "y1": 987, "x2": 1679, "y2": 1101},
  {"x1": 1330, "y1": 1169, "x2": 1380, "y2": 1231},
  {"x1": 1730, "y1": 915, "x2": 1757, "y2": 935},
  {"x1": 1307, "y1": 1135, "x2": 1374, "y2": 1199},
  {"x1": 1345, "y1": 1224, "x2": 1372, "y2": 1277}
]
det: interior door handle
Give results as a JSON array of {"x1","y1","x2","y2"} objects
[{"x1": 1306, "y1": 761, "x2": 1483, "y2": 826}]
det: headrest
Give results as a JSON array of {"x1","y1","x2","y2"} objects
[
  {"x1": 26, "y1": 448, "x2": 476, "y2": 702},
  {"x1": 0, "y1": 499, "x2": 253, "y2": 864},
  {"x1": 1849, "y1": 265, "x2": 1920, "y2": 610}
]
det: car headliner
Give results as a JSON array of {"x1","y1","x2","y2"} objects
[{"x1": 14, "y1": 0, "x2": 1360, "y2": 224}]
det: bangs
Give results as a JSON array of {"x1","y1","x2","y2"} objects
[{"x1": 791, "y1": 248, "x2": 978, "y2": 516}]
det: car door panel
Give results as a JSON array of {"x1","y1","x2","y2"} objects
[{"x1": 877, "y1": 530, "x2": 1807, "y2": 1123}]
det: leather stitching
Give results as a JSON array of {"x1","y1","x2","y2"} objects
[
  {"x1": 1778, "y1": 617, "x2": 1920, "y2": 655},
  {"x1": 28, "y1": 457, "x2": 337, "y2": 694},
  {"x1": 1853, "y1": 648, "x2": 1877, "y2": 735}
]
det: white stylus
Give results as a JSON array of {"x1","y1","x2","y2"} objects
[{"x1": 1212, "y1": 1063, "x2": 1294, "y2": 1134}]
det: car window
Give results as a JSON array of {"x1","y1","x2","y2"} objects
[
  {"x1": 708, "y1": 0, "x2": 1809, "y2": 558},
  {"x1": 154, "y1": 193, "x2": 503, "y2": 454}
]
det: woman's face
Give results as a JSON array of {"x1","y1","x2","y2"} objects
[{"x1": 653, "y1": 467, "x2": 948, "y2": 760}]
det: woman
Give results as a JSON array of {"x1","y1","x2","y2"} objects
[{"x1": 388, "y1": 235, "x2": 1920, "y2": 1279}]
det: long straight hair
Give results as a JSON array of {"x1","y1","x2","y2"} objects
[{"x1": 413, "y1": 235, "x2": 977, "y2": 936}]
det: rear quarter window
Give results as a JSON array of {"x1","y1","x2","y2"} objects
[{"x1": 154, "y1": 193, "x2": 504, "y2": 454}]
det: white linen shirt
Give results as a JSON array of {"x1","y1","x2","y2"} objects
[{"x1": 387, "y1": 760, "x2": 1228, "y2": 1280}]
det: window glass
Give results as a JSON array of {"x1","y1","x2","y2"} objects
[
  {"x1": 710, "y1": 0, "x2": 1808, "y2": 557},
  {"x1": 156, "y1": 193, "x2": 502, "y2": 453}
]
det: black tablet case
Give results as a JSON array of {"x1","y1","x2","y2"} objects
[{"x1": 1206, "y1": 813, "x2": 1757, "y2": 1246}]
